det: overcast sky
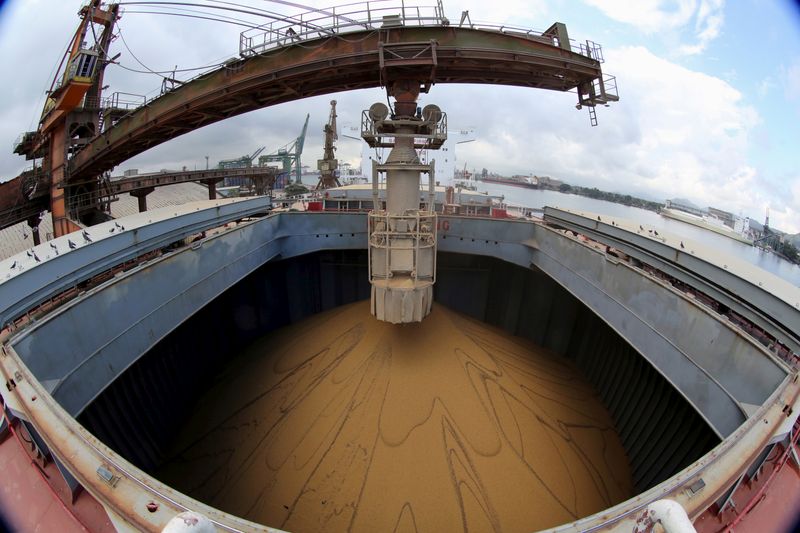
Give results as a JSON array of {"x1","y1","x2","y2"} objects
[{"x1": 0, "y1": 0, "x2": 798, "y2": 232}]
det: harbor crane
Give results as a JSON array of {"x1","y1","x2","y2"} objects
[
  {"x1": 258, "y1": 114, "x2": 310, "y2": 184},
  {"x1": 217, "y1": 146, "x2": 265, "y2": 169},
  {"x1": 11, "y1": 0, "x2": 120, "y2": 237},
  {"x1": 317, "y1": 100, "x2": 340, "y2": 189}
]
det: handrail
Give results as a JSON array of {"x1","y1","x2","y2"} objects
[{"x1": 75, "y1": 4, "x2": 607, "y2": 124}]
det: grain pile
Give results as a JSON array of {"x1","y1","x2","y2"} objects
[{"x1": 158, "y1": 301, "x2": 632, "y2": 532}]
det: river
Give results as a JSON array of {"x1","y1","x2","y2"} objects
[{"x1": 475, "y1": 183, "x2": 800, "y2": 287}]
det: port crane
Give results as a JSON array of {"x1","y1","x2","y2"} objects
[
  {"x1": 258, "y1": 114, "x2": 310, "y2": 184},
  {"x1": 217, "y1": 147, "x2": 266, "y2": 169},
  {"x1": 317, "y1": 100, "x2": 340, "y2": 189},
  {"x1": 11, "y1": 0, "x2": 120, "y2": 237}
]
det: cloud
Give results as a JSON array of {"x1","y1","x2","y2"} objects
[
  {"x1": 583, "y1": 0, "x2": 725, "y2": 55},
  {"x1": 106, "y1": 44, "x2": 781, "y2": 229},
  {"x1": 582, "y1": 0, "x2": 697, "y2": 32},
  {"x1": 0, "y1": 1, "x2": 78, "y2": 180},
  {"x1": 427, "y1": 45, "x2": 767, "y2": 220},
  {"x1": 679, "y1": 0, "x2": 725, "y2": 54},
  {"x1": 757, "y1": 76, "x2": 775, "y2": 98},
  {"x1": 574, "y1": 46, "x2": 762, "y2": 209},
  {"x1": 782, "y1": 59, "x2": 800, "y2": 103},
  {"x1": 0, "y1": 1, "x2": 789, "y2": 235},
  {"x1": 443, "y1": 0, "x2": 549, "y2": 27}
]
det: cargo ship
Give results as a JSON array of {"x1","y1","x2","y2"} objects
[
  {"x1": 479, "y1": 175, "x2": 539, "y2": 189},
  {"x1": 661, "y1": 201, "x2": 753, "y2": 245},
  {"x1": 1, "y1": 2, "x2": 799, "y2": 533}
]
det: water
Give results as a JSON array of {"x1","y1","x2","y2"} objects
[{"x1": 477, "y1": 183, "x2": 800, "y2": 288}]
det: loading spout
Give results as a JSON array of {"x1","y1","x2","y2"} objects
[{"x1": 361, "y1": 81, "x2": 446, "y2": 323}]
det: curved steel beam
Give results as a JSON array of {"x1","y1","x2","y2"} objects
[{"x1": 70, "y1": 26, "x2": 605, "y2": 180}]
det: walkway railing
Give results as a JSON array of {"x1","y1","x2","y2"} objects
[
  {"x1": 239, "y1": 1, "x2": 606, "y2": 64},
  {"x1": 240, "y1": 0, "x2": 447, "y2": 56}
]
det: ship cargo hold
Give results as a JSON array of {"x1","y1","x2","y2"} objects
[
  {"x1": 1, "y1": 2, "x2": 799, "y2": 531},
  {"x1": 1, "y1": 198, "x2": 799, "y2": 532}
]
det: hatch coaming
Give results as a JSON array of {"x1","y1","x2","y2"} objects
[{"x1": 0, "y1": 208, "x2": 797, "y2": 532}]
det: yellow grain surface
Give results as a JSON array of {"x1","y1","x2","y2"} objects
[{"x1": 157, "y1": 301, "x2": 633, "y2": 532}]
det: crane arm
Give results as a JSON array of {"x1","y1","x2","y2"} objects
[
  {"x1": 293, "y1": 113, "x2": 310, "y2": 183},
  {"x1": 250, "y1": 146, "x2": 266, "y2": 161},
  {"x1": 296, "y1": 113, "x2": 310, "y2": 155}
]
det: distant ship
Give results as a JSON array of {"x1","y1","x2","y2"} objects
[
  {"x1": 661, "y1": 200, "x2": 753, "y2": 245},
  {"x1": 478, "y1": 175, "x2": 538, "y2": 189}
]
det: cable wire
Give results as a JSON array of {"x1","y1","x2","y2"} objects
[
  {"x1": 117, "y1": 1, "x2": 297, "y2": 22},
  {"x1": 121, "y1": 2, "x2": 268, "y2": 29},
  {"x1": 121, "y1": 10, "x2": 258, "y2": 29}
]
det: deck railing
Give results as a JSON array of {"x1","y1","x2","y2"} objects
[{"x1": 240, "y1": 0, "x2": 447, "y2": 56}]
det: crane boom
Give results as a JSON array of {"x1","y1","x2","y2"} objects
[
  {"x1": 295, "y1": 113, "x2": 310, "y2": 183},
  {"x1": 250, "y1": 146, "x2": 266, "y2": 162},
  {"x1": 317, "y1": 100, "x2": 340, "y2": 189},
  {"x1": 257, "y1": 114, "x2": 310, "y2": 185}
]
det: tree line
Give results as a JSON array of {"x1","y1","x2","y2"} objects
[{"x1": 557, "y1": 183, "x2": 663, "y2": 212}]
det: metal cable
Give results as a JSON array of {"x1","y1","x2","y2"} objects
[
  {"x1": 115, "y1": 25, "x2": 238, "y2": 77},
  {"x1": 121, "y1": 9, "x2": 261, "y2": 28},
  {"x1": 117, "y1": 1, "x2": 297, "y2": 22}
]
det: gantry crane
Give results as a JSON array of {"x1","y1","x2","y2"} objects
[
  {"x1": 317, "y1": 100, "x2": 340, "y2": 189},
  {"x1": 217, "y1": 146, "x2": 266, "y2": 169},
  {"x1": 258, "y1": 114, "x2": 309, "y2": 184},
  {"x1": 13, "y1": 0, "x2": 120, "y2": 236}
]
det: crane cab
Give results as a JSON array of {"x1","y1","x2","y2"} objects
[
  {"x1": 40, "y1": 49, "x2": 100, "y2": 131},
  {"x1": 57, "y1": 49, "x2": 100, "y2": 109}
]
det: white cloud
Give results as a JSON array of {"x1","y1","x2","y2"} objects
[
  {"x1": 0, "y1": 1, "x2": 790, "y2": 236},
  {"x1": 577, "y1": 46, "x2": 763, "y2": 211},
  {"x1": 443, "y1": 0, "x2": 549, "y2": 27},
  {"x1": 756, "y1": 76, "x2": 775, "y2": 98},
  {"x1": 434, "y1": 46, "x2": 769, "y2": 221},
  {"x1": 782, "y1": 59, "x2": 800, "y2": 102},
  {"x1": 583, "y1": 0, "x2": 725, "y2": 55},
  {"x1": 582, "y1": 0, "x2": 697, "y2": 32}
]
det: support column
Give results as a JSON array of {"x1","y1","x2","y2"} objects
[
  {"x1": 130, "y1": 186, "x2": 155, "y2": 213},
  {"x1": 49, "y1": 125, "x2": 82, "y2": 237},
  {"x1": 26, "y1": 216, "x2": 41, "y2": 246},
  {"x1": 203, "y1": 179, "x2": 218, "y2": 200}
]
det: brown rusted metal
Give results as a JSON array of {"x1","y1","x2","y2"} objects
[
  {"x1": 130, "y1": 187, "x2": 155, "y2": 212},
  {"x1": 89, "y1": 167, "x2": 277, "y2": 197},
  {"x1": 69, "y1": 26, "x2": 604, "y2": 182},
  {"x1": 0, "y1": 350, "x2": 265, "y2": 532},
  {"x1": 4, "y1": 24, "x2": 607, "y2": 234}
]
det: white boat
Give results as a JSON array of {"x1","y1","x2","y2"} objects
[{"x1": 660, "y1": 206, "x2": 753, "y2": 245}]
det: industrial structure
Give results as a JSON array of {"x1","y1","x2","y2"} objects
[
  {"x1": 257, "y1": 114, "x2": 310, "y2": 185},
  {"x1": 1, "y1": 2, "x2": 797, "y2": 533},
  {"x1": 361, "y1": 93, "x2": 445, "y2": 323},
  {"x1": 316, "y1": 100, "x2": 340, "y2": 189},
  {"x1": 217, "y1": 147, "x2": 266, "y2": 170},
  {"x1": 7, "y1": 0, "x2": 119, "y2": 237}
]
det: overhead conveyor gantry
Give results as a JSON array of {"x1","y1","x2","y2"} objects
[
  {"x1": 7, "y1": 1, "x2": 617, "y2": 239},
  {"x1": 67, "y1": 19, "x2": 616, "y2": 182}
]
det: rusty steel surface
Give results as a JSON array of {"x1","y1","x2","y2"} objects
[
  {"x1": 0, "y1": 211, "x2": 797, "y2": 532},
  {"x1": 69, "y1": 26, "x2": 604, "y2": 181},
  {"x1": 552, "y1": 374, "x2": 800, "y2": 532},
  {"x1": 0, "y1": 345, "x2": 276, "y2": 533},
  {"x1": 0, "y1": 177, "x2": 49, "y2": 232},
  {"x1": 92, "y1": 167, "x2": 278, "y2": 196}
]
